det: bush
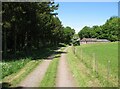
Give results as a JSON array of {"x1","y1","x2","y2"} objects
[{"x1": 73, "y1": 41, "x2": 80, "y2": 46}]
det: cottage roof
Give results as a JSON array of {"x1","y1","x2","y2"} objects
[
  {"x1": 96, "y1": 39, "x2": 110, "y2": 42},
  {"x1": 80, "y1": 38, "x2": 110, "y2": 42},
  {"x1": 80, "y1": 38, "x2": 97, "y2": 42}
]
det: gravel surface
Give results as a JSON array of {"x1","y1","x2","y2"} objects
[{"x1": 56, "y1": 47, "x2": 76, "y2": 87}]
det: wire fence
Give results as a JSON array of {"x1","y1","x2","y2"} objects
[{"x1": 72, "y1": 45, "x2": 118, "y2": 87}]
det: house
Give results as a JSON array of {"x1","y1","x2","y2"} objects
[
  {"x1": 80, "y1": 38, "x2": 97, "y2": 44},
  {"x1": 80, "y1": 38, "x2": 110, "y2": 44},
  {"x1": 96, "y1": 39, "x2": 110, "y2": 42}
]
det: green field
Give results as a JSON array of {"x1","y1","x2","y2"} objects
[{"x1": 67, "y1": 42, "x2": 118, "y2": 87}]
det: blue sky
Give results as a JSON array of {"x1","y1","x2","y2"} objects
[{"x1": 55, "y1": 2, "x2": 118, "y2": 33}]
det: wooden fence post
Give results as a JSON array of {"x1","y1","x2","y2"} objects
[
  {"x1": 72, "y1": 45, "x2": 75, "y2": 54},
  {"x1": 73, "y1": 46, "x2": 75, "y2": 54},
  {"x1": 96, "y1": 56, "x2": 98, "y2": 77},
  {"x1": 92, "y1": 52, "x2": 98, "y2": 77},
  {"x1": 93, "y1": 53, "x2": 95, "y2": 72},
  {"x1": 81, "y1": 49, "x2": 82, "y2": 60},
  {"x1": 74, "y1": 47, "x2": 76, "y2": 55},
  {"x1": 107, "y1": 60, "x2": 110, "y2": 86}
]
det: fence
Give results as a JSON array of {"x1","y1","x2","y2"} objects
[{"x1": 72, "y1": 46, "x2": 117, "y2": 87}]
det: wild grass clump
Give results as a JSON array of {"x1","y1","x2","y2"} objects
[{"x1": 1, "y1": 58, "x2": 31, "y2": 80}]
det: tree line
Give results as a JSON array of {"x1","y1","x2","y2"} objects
[
  {"x1": 78, "y1": 16, "x2": 119, "y2": 42},
  {"x1": 2, "y1": 2, "x2": 75, "y2": 57}
]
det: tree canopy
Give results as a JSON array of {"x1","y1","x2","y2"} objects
[
  {"x1": 78, "y1": 16, "x2": 119, "y2": 42},
  {"x1": 2, "y1": 2, "x2": 75, "y2": 58}
]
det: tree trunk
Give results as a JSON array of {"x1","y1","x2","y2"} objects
[
  {"x1": 14, "y1": 25, "x2": 17, "y2": 55},
  {"x1": 3, "y1": 29, "x2": 7, "y2": 57}
]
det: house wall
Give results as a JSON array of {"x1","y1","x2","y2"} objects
[{"x1": 80, "y1": 41, "x2": 110, "y2": 44}]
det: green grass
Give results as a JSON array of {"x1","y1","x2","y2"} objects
[
  {"x1": 2, "y1": 60, "x2": 41, "y2": 87},
  {"x1": 75, "y1": 42, "x2": 118, "y2": 87},
  {"x1": 77, "y1": 42, "x2": 118, "y2": 72},
  {"x1": 1, "y1": 46, "x2": 61, "y2": 87},
  {"x1": 67, "y1": 46, "x2": 102, "y2": 87},
  {"x1": 1, "y1": 46, "x2": 59, "y2": 78},
  {"x1": 67, "y1": 47, "x2": 86, "y2": 86},
  {"x1": 40, "y1": 47, "x2": 65, "y2": 87},
  {"x1": 12, "y1": 60, "x2": 41, "y2": 87},
  {"x1": 39, "y1": 55, "x2": 59, "y2": 87},
  {"x1": 1, "y1": 58, "x2": 31, "y2": 80}
]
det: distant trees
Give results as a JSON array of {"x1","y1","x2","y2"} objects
[
  {"x1": 61, "y1": 26, "x2": 75, "y2": 44},
  {"x1": 2, "y1": 2, "x2": 75, "y2": 57},
  {"x1": 72, "y1": 34, "x2": 80, "y2": 46},
  {"x1": 78, "y1": 16, "x2": 119, "y2": 41}
]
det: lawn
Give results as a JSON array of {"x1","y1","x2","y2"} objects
[
  {"x1": 66, "y1": 42, "x2": 118, "y2": 87},
  {"x1": 75, "y1": 42, "x2": 118, "y2": 86}
]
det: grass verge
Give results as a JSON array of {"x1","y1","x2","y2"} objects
[
  {"x1": 1, "y1": 46, "x2": 61, "y2": 87},
  {"x1": 39, "y1": 47, "x2": 65, "y2": 87},
  {"x1": 67, "y1": 46, "x2": 101, "y2": 87},
  {"x1": 1, "y1": 58, "x2": 31, "y2": 81},
  {"x1": 2, "y1": 60, "x2": 41, "y2": 87}
]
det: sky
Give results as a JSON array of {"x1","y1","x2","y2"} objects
[{"x1": 54, "y1": 2, "x2": 118, "y2": 33}]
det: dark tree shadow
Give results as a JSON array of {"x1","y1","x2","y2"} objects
[
  {"x1": 2, "y1": 46, "x2": 64, "y2": 62},
  {"x1": 0, "y1": 82, "x2": 11, "y2": 88},
  {"x1": 0, "y1": 82, "x2": 52, "y2": 89},
  {"x1": 55, "y1": 51, "x2": 67, "y2": 54},
  {"x1": 0, "y1": 82, "x2": 72, "y2": 89},
  {"x1": 0, "y1": 82, "x2": 117, "y2": 89}
]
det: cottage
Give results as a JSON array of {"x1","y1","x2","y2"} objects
[
  {"x1": 80, "y1": 38, "x2": 110, "y2": 44},
  {"x1": 96, "y1": 39, "x2": 110, "y2": 42}
]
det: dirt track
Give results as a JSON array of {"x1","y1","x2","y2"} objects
[
  {"x1": 18, "y1": 60, "x2": 51, "y2": 87},
  {"x1": 17, "y1": 47, "x2": 76, "y2": 88},
  {"x1": 56, "y1": 47, "x2": 76, "y2": 87}
]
